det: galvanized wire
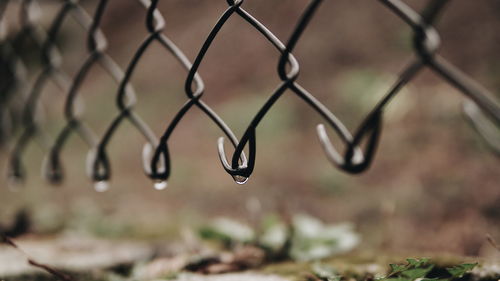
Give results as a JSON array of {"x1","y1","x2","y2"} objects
[{"x1": 2, "y1": 0, "x2": 499, "y2": 188}]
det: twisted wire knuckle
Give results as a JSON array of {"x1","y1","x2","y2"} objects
[{"x1": 1, "y1": 0, "x2": 498, "y2": 189}]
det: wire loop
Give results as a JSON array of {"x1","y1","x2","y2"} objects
[{"x1": 2, "y1": 0, "x2": 499, "y2": 188}]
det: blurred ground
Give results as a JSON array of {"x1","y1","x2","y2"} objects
[{"x1": 0, "y1": 0, "x2": 499, "y2": 271}]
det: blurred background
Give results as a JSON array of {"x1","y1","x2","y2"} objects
[{"x1": 0, "y1": 0, "x2": 499, "y2": 259}]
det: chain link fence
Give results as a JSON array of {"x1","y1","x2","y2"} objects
[{"x1": 1, "y1": 0, "x2": 499, "y2": 191}]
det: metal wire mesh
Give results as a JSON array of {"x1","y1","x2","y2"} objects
[{"x1": 1, "y1": 0, "x2": 499, "y2": 190}]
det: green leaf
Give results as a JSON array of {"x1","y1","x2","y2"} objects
[
  {"x1": 401, "y1": 265, "x2": 434, "y2": 279},
  {"x1": 290, "y1": 214, "x2": 360, "y2": 261},
  {"x1": 382, "y1": 259, "x2": 478, "y2": 281},
  {"x1": 259, "y1": 222, "x2": 288, "y2": 252},
  {"x1": 406, "y1": 258, "x2": 430, "y2": 268},
  {"x1": 385, "y1": 258, "x2": 432, "y2": 280},
  {"x1": 312, "y1": 263, "x2": 341, "y2": 281},
  {"x1": 446, "y1": 263, "x2": 478, "y2": 278},
  {"x1": 384, "y1": 277, "x2": 412, "y2": 281},
  {"x1": 198, "y1": 227, "x2": 232, "y2": 244},
  {"x1": 421, "y1": 278, "x2": 446, "y2": 281},
  {"x1": 389, "y1": 264, "x2": 409, "y2": 275},
  {"x1": 198, "y1": 218, "x2": 255, "y2": 245}
]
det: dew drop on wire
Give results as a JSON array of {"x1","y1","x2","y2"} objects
[
  {"x1": 154, "y1": 180, "x2": 168, "y2": 190},
  {"x1": 94, "y1": 181, "x2": 109, "y2": 192},
  {"x1": 232, "y1": 175, "x2": 249, "y2": 185}
]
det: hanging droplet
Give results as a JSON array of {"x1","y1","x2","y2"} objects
[
  {"x1": 94, "y1": 181, "x2": 109, "y2": 192},
  {"x1": 232, "y1": 175, "x2": 249, "y2": 185},
  {"x1": 153, "y1": 180, "x2": 168, "y2": 190}
]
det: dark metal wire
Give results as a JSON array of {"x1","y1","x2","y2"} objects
[
  {"x1": 87, "y1": 0, "x2": 165, "y2": 188},
  {"x1": 0, "y1": 0, "x2": 41, "y2": 145},
  {"x1": 0, "y1": 2, "x2": 15, "y2": 142},
  {"x1": 2, "y1": 0, "x2": 499, "y2": 188},
  {"x1": 45, "y1": 0, "x2": 142, "y2": 186},
  {"x1": 93, "y1": 0, "x2": 245, "y2": 189},
  {"x1": 215, "y1": 0, "x2": 379, "y2": 180},
  {"x1": 147, "y1": 0, "x2": 249, "y2": 186},
  {"x1": 0, "y1": 1, "x2": 23, "y2": 144},
  {"x1": 379, "y1": 0, "x2": 500, "y2": 152},
  {"x1": 7, "y1": 0, "x2": 89, "y2": 185},
  {"x1": 212, "y1": 0, "x2": 499, "y2": 182}
]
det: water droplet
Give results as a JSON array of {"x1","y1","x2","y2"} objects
[
  {"x1": 154, "y1": 181, "x2": 168, "y2": 190},
  {"x1": 232, "y1": 175, "x2": 249, "y2": 185},
  {"x1": 352, "y1": 149, "x2": 364, "y2": 165},
  {"x1": 94, "y1": 181, "x2": 109, "y2": 192}
]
